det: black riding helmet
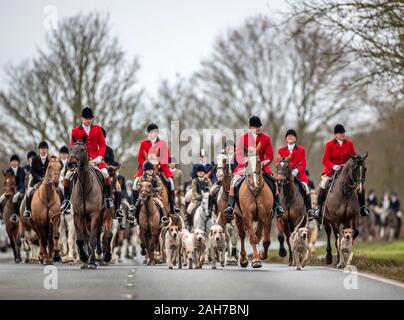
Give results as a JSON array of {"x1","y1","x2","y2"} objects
[{"x1": 143, "y1": 161, "x2": 154, "y2": 171}]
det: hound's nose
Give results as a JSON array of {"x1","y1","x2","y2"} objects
[{"x1": 173, "y1": 233, "x2": 177, "y2": 238}]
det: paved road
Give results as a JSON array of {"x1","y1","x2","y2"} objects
[{"x1": 0, "y1": 252, "x2": 403, "y2": 300}]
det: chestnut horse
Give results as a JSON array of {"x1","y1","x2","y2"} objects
[
  {"x1": 30, "y1": 156, "x2": 62, "y2": 264},
  {"x1": 69, "y1": 140, "x2": 108, "y2": 269},
  {"x1": 138, "y1": 179, "x2": 161, "y2": 265},
  {"x1": 323, "y1": 153, "x2": 368, "y2": 265},
  {"x1": 236, "y1": 145, "x2": 273, "y2": 268},
  {"x1": 2, "y1": 171, "x2": 22, "y2": 263},
  {"x1": 276, "y1": 156, "x2": 307, "y2": 265}
]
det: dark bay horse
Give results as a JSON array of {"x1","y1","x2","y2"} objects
[
  {"x1": 236, "y1": 145, "x2": 273, "y2": 268},
  {"x1": 69, "y1": 140, "x2": 109, "y2": 269},
  {"x1": 323, "y1": 153, "x2": 368, "y2": 265},
  {"x1": 276, "y1": 156, "x2": 307, "y2": 265},
  {"x1": 2, "y1": 171, "x2": 21, "y2": 263}
]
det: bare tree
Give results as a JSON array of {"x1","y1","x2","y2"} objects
[
  {"x1": 288, "y1": 0, "x2": 404, "y2": 96},
  {"x1": 195, "y1": 15, "x2": 357, "y2": 150},
  {"x1": 0, "y1": 12, "x2": 145, "y2": 160}
]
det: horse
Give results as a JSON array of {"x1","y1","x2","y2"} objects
[
  {"x1": 30, "y1": 156, "x2": 63, "y2": 264},
  {"x1": 69, "y1": 140, "x2": 108, "y2": 269},
  {"x1": 137, "y1": 179, "x2": 161, "y2": 265},
  {"x1": 59, "y1": 211, "x2": 78, "y2": 263},
  {"x1": 235, "y1": 145, "x2": 273, "y2": 268},
  {"x1": 2, "y1": 171, "x2": 21, "y2": 263},
  {"x1": 19, "y1": 197, "x2": 40, "y2": 263},
  {"x1": 275, "y1": 156, "x2": 307, "y2": 265},
  {"x1": 215, "y1": 154, "x2": 238, "y2": 266},
  {"x1": 323, "y1": 153, "x2": 368, "y2": 265}
]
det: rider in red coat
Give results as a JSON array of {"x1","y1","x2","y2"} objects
[
  {"x1": 131, "y1": 123, "x2": 180, "y2": 216},
  {"x1": 276, "y1": 129, "x2": 313, "y2": 215},
  {"x1": 224, "y1": 116, "x2": 285, "y2": 220},
  {"x1": 312, "y1": 124, "x2": 369, "y2": 220},
  {"x1": 61, "y1": 107, "x2": 114, "y2": 213}
]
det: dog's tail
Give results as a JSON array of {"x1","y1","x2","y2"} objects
[{"x1": 294, "y1": 216, "x2": 305, "y2": 232}]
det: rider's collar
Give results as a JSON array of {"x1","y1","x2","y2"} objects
[
  {"x1": 287, "y1": 144, "x2": 298, "y2": 150},
  {"x1": 334, "y1": 138, "x2": 346, "y2": 144},
  {"x1": 148, "y1": 137, "x2": 160, "y2": 143}
]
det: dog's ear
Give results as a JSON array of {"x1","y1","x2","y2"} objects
[{"x1": 209, "y1": 229, "x2": 213, "y2": 238}]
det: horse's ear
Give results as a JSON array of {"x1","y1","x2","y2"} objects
[{"x1": 362, "y1": 152, "x2": 368, "y2": 160}]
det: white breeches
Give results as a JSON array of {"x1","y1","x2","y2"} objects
[{"x1": 319, "y1": 175, "x2": 331, "y2": 190}]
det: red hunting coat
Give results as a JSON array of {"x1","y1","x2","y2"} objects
[
  {"x1": 71, "y1": 125, "x2": 107, "y2": 170},
  {"x1": 135, "y1": 138, "x2": 173, "y2": 178},
  {"x1": 234, "y1": 131, "x2": 274, "y2": 175},
  {"x1": 322, "y1": 138, "x2": 357, "y2": 176},
  {"x1": 276, "y1": 145, "x2": 308, "y2": 184}
]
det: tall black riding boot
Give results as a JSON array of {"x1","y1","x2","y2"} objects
[
  {"x1": 313, "y1": 188, "x2": 326, "y2": 221},
  {"x1": 305, "y1": 193, "x2": 314, "y2": 216},
  {"x1": 224, "y1": 195, "x2": 236, "y2": 220},
  {"x1": 61, "y1": 182, "x2": 71, "y2": 214},
  {"x1": 23, "y1": 191, "x2": 33, "y2": 219},
  {"x1": 105, "y1": 183, "x2": 114, "y2": 208},
  {"x1": 10, "y1": 202, "x2": 19, "y2": 223},
  {"x1": 114, "y1": 191, "x2": 123, "y2": 218},
  {"x1": 358, "y1": 191, "x2": 370, "y2": 217},
  {"x1": 129, "y1": 190, "x2": 140, "y2": 224},
  {"x1": 273, "y1": 194, "x2": 285, "y2": 218},
  {"x1": 169, "y1": 190, "x2": 181, "y2": 214}
]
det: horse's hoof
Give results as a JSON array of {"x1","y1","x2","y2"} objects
[
  {"x1": 296, "y1": 267, "x2": 302, "y2": 271},
  {"x1": 141, "y1": 249, "x2": 146, "y2": 256},
  {"x1": 80, "y1": 263, "x2": 88, "y2": 269},
  {"x1": 212, "y1": 266, "x2": 217, "y2": 270},
  {"x1": 53, "y1": 255, "x2": 61, "y2": 263},
  {"x1": 288, "y1": 262, "x2": 293, "y2": 266},
  {"x1": 326, "y1": 255, "x2": 333, "y2": 265},
  {"x1": 142, "y1": 259, "x2": 147, "y2": 264},
  {"x1": 80, "y1": 255, "x2": 89, "y2": 263},
  {"x1": 240, "y1": 259, "x2": 248, "y2": 268},
  {"x1": 15, "y1": 258, "x2": 22, "y2": 264},
  {"x1": 168, "y1": 266, "x2": 173, "y2": 270},
  {"x1": 87, "y1": 263, "x2": 97, "y2": 269},
  {"x1": 252, "y1": 260, "x2": 262, "y2": 268},
  {"x1": 279, "y1": 248, "x2": 287, "y2": 257},
  {"x1": 104, "y1": 253, "x2": 112, "y2": 263}
]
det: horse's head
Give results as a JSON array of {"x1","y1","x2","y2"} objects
[
  {"x1": 47, "y1": 156, "x2": 62, "y2": 190},
  {"x1": 216, "y1": 154, "x2": 232, "y2": 182},
  {"x1": 2, "y1": 171, "x2": 16, "y2": 197},
  {"x1": 244, "y1": 143, "x2": 263, "y2": 192},
  {"x1": 68, "y1": 140, "x2": 89, "y2": 169},
  {"x1": 107, "y1": 163, "x2": 121, "y2": 177},
  {"x1": 346, "y1": 152, "x2": 368, "y2": 194},
  {"x1": 138, "y1": 180, "x2": 153, "y2": 201},
  {"x1": 276, "y1": 155, "x2": 293, "y2": 183}
]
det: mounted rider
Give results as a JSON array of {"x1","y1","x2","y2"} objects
[
  {"x1": 61, "y1": 107, "x2": 114, "y2": 213},
  {"x1": 276, "y1": 129, "x2": 314, "y2": 215},
  {"x1": 208, "y1": 139, "x2": 238, "y2": 216},
  {"x1": 186, "y1": 164, "x2": 212, "y2": 219},
  {"x1": 0, "y1": 155, "x2": 26, "y2": 223},
  {"x1": 133, "y1": 160, "x2": 169, "y2": 224},
  {"x1": 224, "y1": 116, "x2": 285, "y2": 219},
  {"x1": 23, "y1": 141, "x2": 51, "y2": 218},
  {"x1": 132, "y1": 123, "x2": 180, "y2": 216},
  {"x1": 312, "y1": 124, "x2": 370, "y2": 221}
]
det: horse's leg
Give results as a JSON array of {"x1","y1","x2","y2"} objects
[
  {"x1": 88, "y1": 212, "x2": 102, "y2": 269},
  {"x1": 261, "y1": 213, "x2": 272, "y2": 260},
  {"x1": 229, "y1": 223, "x2": 238, "y2": 265},
  {"x1": 51, "y1": 213, "x2": 61, "y2": 262},
  {"x1": 276, "y1": 217, "x2": 287, "y2": 257},
  {"x1": 235, "y1": 213, "x2": 248, "y2": 268},
  {"x1": 244, "y1": 213, "x2": 261, "y2": 268},
  {"x1": 332, "y1": 225, "x2": 340, "y2": 266},
  {"x1": 74, "y1": 216, "x2": 89, "y2": 267},
  {"x1": 324, "y1": 223, "x2": 333, "y2": 265},
  {"x1": 102, "y1": 210, "x2": 113, "y2": 263},
  {"x1": 67, "y1": 217, "x2": 77, "y2": 262},
  {"x1": 285, "y1": 225, "x2": 293, "y2": 266}
]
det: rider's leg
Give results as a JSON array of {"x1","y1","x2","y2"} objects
[
  {"x1": 155, "y1": 197, "x2": 169, "y2": 224},
  {"x1": 168, "y1": 178, "x2": 180, "y2": 214},
  {"x1": 101, "y1": 168, "x2": 114, "y2": 209},
  {"x1": 301, "y1": 182, "x2": 314, "y2": 215},
  {"x1": 114, "y1": 180, "x2": 124, "y2": 219},
  {"x1": 61, "y1": 170, "x2": 73, "y2": 213},
  {"x1": 129, "y1": 177, "x2": 140, "y2": 224},
  {"x1": 208, "y1": 184, "x2": 220, "y2": 216},
  {"x1": 263, "y1": 174, "x2": 284, "y2": 218},
  {"x1": 23, "y1": 182, "x2": 36, "y2": 218},
  {"x1": 10, "y1": 192, "x2": 22, "y2": 222},
  {"x1": 224, "y1": 174, "x2": 241, "y2": 219},
  {"x1": 313, "y1": 175, "x2": 330, "y2": 221},
  {"x1": 358, "y1": 189, "x2": 370, "y2": 217}
]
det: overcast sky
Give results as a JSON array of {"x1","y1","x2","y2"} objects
[{"x1": 0, "y1": 0, "x2": 288, "y2": 92}]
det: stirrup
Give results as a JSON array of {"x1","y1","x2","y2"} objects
[
  {"x1": 224, "y1": 207, "x2": 234, "y2": 218},
  {"x1": 9, "y1": 214, "x2": 19, "y2": 223},
  {"x1": 275, "y1": 206, "x2": 284, "y2": 218},
  {"x1": 115, "y1": 208, "x2": 124, "y2": 219},
  {"x1": 127, "y1": 213, "x2": 135, "y2": 224},
  {"x1": 161, "y1": 216, "x2": 170, "y2": 224},
  {"x1": 23, "y1": 210, "x2": 31, "y2": 219},
  {"x1": 312, "y1": 208, "x2": 322, "y2": 221},
  {"x1": 106, "y1": 197, "x2": 114, "y2": 208},
  {"x1": 360, "y1": 206, "x2": 369, "y2": 217}
]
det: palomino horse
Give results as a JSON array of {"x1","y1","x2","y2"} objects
[
  {"x1": 2, "y1": 171, "x2": 21, "y2": 263},
  {"x1": 69, "y1": 140, "x2": 109, "y2": 269},
  {"x1": 236, "y1": 145, "x2": 273, "y2": 268},
  {"x1": 323, "y1": 153, "x2": 368, "y2": 266},
  {"x1": 30, "y1": 156, "x2": 63, "y2": 264},
  {"x1": 138, "y1": 179, "x2": 161, "y2": 265},
  {"x1": 215, "y1": 154, "x2": 238, "y2": 266},
  {"x1": 276, "y1": 156, "x2": 307, "y2": 265}
]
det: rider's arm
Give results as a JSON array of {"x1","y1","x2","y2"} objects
[
  {"x1": 296, "y1": 147, "x2": 307, "y2": 174},
  {"x1": 235, "y1": 135, "x2": 246, "y2": 167},
  {"x1": 263, "y1": 135, "x2": 274, "y2": 165},
  {"x1": 322, "y1": 141, "x2": 334, "y2": 170},
  {"x1": 97, "y1": 126, "x2": 107, "y2": 160},
  {"x1": 137, "y1": 141, "x2": 146, "y2": 168}
]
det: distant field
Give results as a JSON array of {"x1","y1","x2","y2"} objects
[{"x1": 267, "y1": 241, "x2": 404, "y2": 283}]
